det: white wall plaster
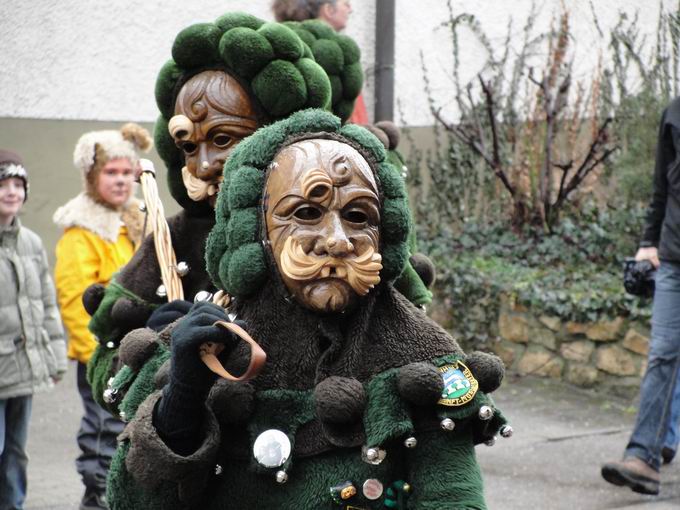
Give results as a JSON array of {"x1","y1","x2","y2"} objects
[{"x1": 0, "y1": 0, "x2": 670, "y2": 126}]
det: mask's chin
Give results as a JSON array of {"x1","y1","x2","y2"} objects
[{"x1": 299, "y1": 279, "x2": 357, "y2": 314}]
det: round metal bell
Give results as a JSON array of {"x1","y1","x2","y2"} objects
[
  {"x1": 175, "y1": 261, "x2": 190, "y2": 277},
  {"x1": 119, "y1": 410, "x2": 127, "y2": 421},
  {"x1": 139, "y1": 202, "x2": 147, "y2": 212},
  {"x1": 404, "y1": 437, "x2": 418, "y2": 448},
  {"x1": 440, "y1": 418, "x2": 455, "y2": 431},
  {"x1": 366, "y1": 448, "x2": 379, "y2": 461},
  {"x1": 253, "y1": 429, "x2": 291, "y2": 468},
  {"x1": 485, "y1": 436, "x2": 497, "y2": 447},
  {"x1": 275, "y1": 470, "x2": 288, "y2": 484},
  {"x1": 106, "y1": 341, "x2": 115, "y2": 349},
  {"x1": 500, "y1": 425, "x2": 514, "y2": 438},
  {"x1": 156, "y1": 284, "x2": 167, "y2": 298},
  {"x1": 215, "y1": 464, "x2": 223, "y2": 475},
  {"x1": 102, "y1": 388, "x2": 117, "y2": 404},
  {"x1": 361, "y1": 446, "x2": 386, "y2": 465},
  {"x1": 194, "y1": 290, "x2": 213, "y2": 303},
  {"x1": 478, "y1": 405, "x2": 494, "y2": 421}
]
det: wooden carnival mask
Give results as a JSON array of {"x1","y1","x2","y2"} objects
[
  {"x1": 264, "y1": 139, "x2": 383, "y2": 313},
  {"x1": 169, "y1": 70, "x2": 258, "y2": 206}
]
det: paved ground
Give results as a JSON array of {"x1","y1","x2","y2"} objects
[{"x1": 22, "y1": 362, "x2": 680, "y2": 509}]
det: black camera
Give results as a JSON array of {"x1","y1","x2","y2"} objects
[{"x1": 623, "y1": 258, "x2": 656, "y2": 298}]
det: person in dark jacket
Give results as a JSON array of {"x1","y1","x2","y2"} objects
[{"x1": 602, "y1": 96, "x2": 680, "y2": 495}]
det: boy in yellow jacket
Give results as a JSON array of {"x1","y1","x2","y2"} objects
[{"x1": 54, "y1": 124, "x2": 150, "y2": 510}]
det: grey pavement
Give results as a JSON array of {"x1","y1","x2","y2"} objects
[{"x1": 22, "y1": 362, "x2": 680, "y2": 509}]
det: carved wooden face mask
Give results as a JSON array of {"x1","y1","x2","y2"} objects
[
  {"x1": 169, "y1": 70, "x2": 258, "y2": 206},
  {"x1": 264, "y1": 139, "x2": 383, "y2": 313}
]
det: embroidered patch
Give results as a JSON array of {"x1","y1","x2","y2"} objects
[{"x1": 437, "y1": 361, "x2": 478, "y2": 407}]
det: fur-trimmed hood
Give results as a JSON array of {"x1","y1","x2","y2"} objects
[{"x1": 53, "y1": 192, "x2": 145, "y2": 245}]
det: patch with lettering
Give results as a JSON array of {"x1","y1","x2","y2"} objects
[{"x1": 437, "y1": 361, "x2": 478, "y2": 406}]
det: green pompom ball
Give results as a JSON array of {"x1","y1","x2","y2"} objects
[
  {"x1": 340, "y1": 124, "x2": 387, "y2": 163},
  {"x1": 297, "y1": 58, "x2": 332, "y2": 110},
  {"x1": 377, "y1": 163, "x2": 407, "y2": 199},
  {"x1": 336, "y1": 34, "x2": 361, "y2": 65},
  {"x1": 154, "y1": 60, "x2": 183, "y2": 119},
  {"x1": 219, "y1": 28, "x2": 274, "y2": 79},
  {"x1": 342, "y1": 61, "x2": 363, "y2": 99},
  {"x1": 329, "y1": 75, "x2": 343, "y2": 105},
  {"x1": 252, "y1": 60, "x2": 307, "y2": 117},
  {"x1": 300, "y1": 19, "x2": 335, "y2": 39},
  {"x1": 228, "y1": 243, "x2": 268, "y2": 296},
  {"x1": 334, "y1": 100, "x2": 355, "y2": 124},
  {"x1": 215, "y1": 249, "x2": 231, "y2": 292},
  {"x1": 286, "y1": 24, "x2": 316, "y2": 48},
  {"x1": 381, "y1": 242, "x2": 409, "y2": 281},
  {"x1": 228, "y1": 166, "x2": 264, "y2": 210},
  {"x1": 259, "y1": 23, "x2": 304, "y2": 61},
  {"x1": 215, "y1": 12, "x2": 263, "y2": 32},
  {"x1": 381, "y1": 198, "x2": 412, "y2": 243},
  {"x1": 172, "y1": 23, "x2": 221, "y2": 69},
  {"x1": 311, "y1": 39, "x2": 344, "y2": 76},
  {"x1": 226, "y1": 208, "x2": 259, "y2": 248}
]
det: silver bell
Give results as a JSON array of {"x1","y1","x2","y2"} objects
[
  {"x1": 485, "y1": 436, "x2": 497, "y2": 447},
  {"x1": 175, "y1": 261, "x2": 190, "y2": 277},
  {"x1": 361, "y1": 446, "x2": 386, "y2": 465},
  {"x1": 215, "y1": 464, "x2": 223, "y2": 475},
  {"x1": 102, "y1": 388, "x2": 117, "y2": 404},
  {"x1": 440, "y1": 418, "x2": 456, "y2": 431},
  {"x1": 404, "y1": 437, "x2": 418, "y2": 448},
  {"x1": 366, "y1": 448, "x2": 379, "y2": 461},
  {"x1": 106, "y1": 341, "x2": 115, "y2": 349},
  {"x1": 479, "y1": 405, "x2": 494, "y2": 421},
  {"x1": 275, "y1": 470, "x2": 288, "y2": 484},
  {"x1": 156, "y1": 284, "x2": 167, "y2": 298},
  {"x1": 500, "y1": 425, "x2": 514, "y2": 438},
  {"x1": 139, "y1": 202, "x2": 147, "y2": 212},
  {"x1": 194, "y1": 290, "x2": 213, "y2": 303},
  {"x1": 119, "y1": 410, "x2": 127, "y2": 421}
]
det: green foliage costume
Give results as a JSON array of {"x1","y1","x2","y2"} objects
[
  {"x1": 86, "y1": 16, "x2": 429, "y2": 397},
  {"x1": 102, "y1": 110, "x2": 509, "y2": 510}
]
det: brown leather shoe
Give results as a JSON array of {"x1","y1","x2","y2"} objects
[{"x1": 601, "y1": 457, "x2": 660, "y2": 495}]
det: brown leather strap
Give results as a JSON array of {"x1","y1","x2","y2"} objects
[{"x1": 199, "y1": 321, "x2": 267, "y2": 382}]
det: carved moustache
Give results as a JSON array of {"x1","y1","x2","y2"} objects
[
  {"x1": 181, "y1": 166, "x2": 222, "y2": 202},
  {"x1": 280, "y1": 236, "x2": 382, "y2": 296}
]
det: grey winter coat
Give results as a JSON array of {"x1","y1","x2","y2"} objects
[{"x1": 0, "y1": 218, "x2": 67, "y2": 399}]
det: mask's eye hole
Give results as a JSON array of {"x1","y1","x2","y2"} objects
[
  {"x1": 213, "y1": 134, "x2": 231, "y2": 148},
  {"x1": 343, "y1": 209, "x2": 368, "y2": 224},
  {"x1": 181, "y1": 142, "x2": 198, "y2": 154},
  {"x1": 294, "y1": 206, "x2": 322, "y2": 221}
]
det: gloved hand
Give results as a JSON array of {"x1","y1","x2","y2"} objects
[
  {"x1": 146, "y1": 299, "x2": 193, "y2": 332},
  {"x1": 168, "y1": 301, "x2": 240, "y2": 395}
]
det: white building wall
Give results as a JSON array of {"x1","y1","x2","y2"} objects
[{"x1": 0, "y1": 0, "x2": 669, "y2": 127}]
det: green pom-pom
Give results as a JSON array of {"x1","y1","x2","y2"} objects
[
  {"x1": 381, "y1": 242, "x2": 410, "y2": 281},
  {"x1": 336, "y1": 34, "x2": 361, "y2": 64},
  {"x1": 259, "y1": 23, "x2": 304, "y2": 61},
  {"x1": 153, "y1": 116, "x2": 180, "y2": 168},
  {"x1": 340, "y1": 124, "x2": 387, "y2": 162},
  {"x1": 300, "y1": 19, "x2": 335, "y2": 40},
  {"x1": 329, "y1": 75, "x2": 343, "y2": 105},
  {"x1": 377, "y1": 162, "x2": 407, "y2": 199},
  {"x1": 381, "y1": 198, "x2": 411, "y2": 243},
  {"x1": 172, "y1": 23, "x2": 221, "y2": 69},
  {"x1": 219, "y1": 28, "x2": 274, "y2": 79},
  {"x1": 342, "y1": 61, "x2": 363, "y2": 99},
  {"x1": 334, "y1": 99, "x2": 355, "y2": 123},
  {"x1": 228, "y1": 243, "x2": 268, "y2": 296},
  {"x1": 215, "y1": 12, "x2": 263, "y2": 32},
  {"x1": 216, "y1": 250, "x2": 232, "y2": 291},
  {"x1": 154, "y1": 60, "x2": 183, "y2": 119},
  {"x1": 296, "y1": 58, "x2": 332, "y2": 110},
  {"x1": 228, "y1": 166, "x2": 264, "y2": 210},
  {"x1": 311, "y1": 39, "x2": 344, "y2": 76},
  {"x1": 205, "y1": 226, "x2": 227, "y2": 286},
  {"x1": 252, "y1": 60, "x2": 307, "y2": 117},
  {"x1": 288, "y1": 25, "x2": 316, "y2": 48},
  {"x1": 226, "y1": 208, "x2": 259, "y2": 248}
]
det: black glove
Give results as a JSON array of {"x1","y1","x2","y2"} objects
[
  {"x1": 155, "y1": 302, "x2": 241, "y2": 454},
  {"x1": 168, "y1": 301, "x2": 239, "y2": 394},
  {"x1": 146, "y1": 299, "x2": 193, "y2": 332}
]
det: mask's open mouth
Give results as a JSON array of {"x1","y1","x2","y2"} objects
[{"x1": 182, "y1": 166, "x2": 223, "y2": 203}]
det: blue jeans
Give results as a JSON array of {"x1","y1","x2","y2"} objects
[
  {"x1": 625, "y1": 261, "x2": 680, "y2": 470},
  {"x1": 0, "y1": 395, "x2": 32, "y2": 510},
  {"x1": 76, "y1": 362, "x2": 124, "y2": 492},
  {"x1": 663, "y1": 370, "x2": 680, "y2": 453}
]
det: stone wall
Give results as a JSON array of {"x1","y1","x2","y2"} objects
[{"x1": 432, "y1": 295, "x2": 651, "y2": 397}]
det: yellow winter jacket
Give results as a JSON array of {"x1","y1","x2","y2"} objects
[{"x1": 55, "y1": 226, "x2": 135, "y2": 363}]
